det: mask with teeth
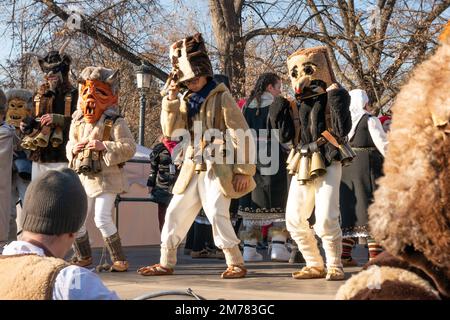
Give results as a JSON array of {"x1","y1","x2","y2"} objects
[
  {"x1": 287, "y1": 46, "x2": 336, "y2": 100},
  {"x1": 79, "y1": 79, "x2": 118, "y2": 123},
  {"x1": 5, "y1": 89, "x2": 33, "y2": 128}
]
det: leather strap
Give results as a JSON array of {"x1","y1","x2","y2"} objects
[
  {"x1": 102, "y1": 118, "x2": 114, "y2": 142},
  {"x1": 64, "y1": 94, "x2": 72, "y2": 117},
  {"x1": 288, "y1": 98, "x2": 301, "y2": 147},
  {"x1": 321, "y1": 130, "x2": 340, "y2": 148}
]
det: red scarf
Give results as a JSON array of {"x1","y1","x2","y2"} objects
[{"x1": 162, "y1": 137, "x2": 178, "y2": 155}]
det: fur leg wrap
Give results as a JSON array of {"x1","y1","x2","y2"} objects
[
  {"x1": 104, "y1": 232, "x2": 126, "y2": 262},
  {"x1": 160, "y1": 247, "x2": 177, "y2": 268},
  {"x1": 223, "y1": 245, "x2": 244, "y2": 266},
  {"x1": 73, "y1": 232, "x2": 92, "y2": 259}
]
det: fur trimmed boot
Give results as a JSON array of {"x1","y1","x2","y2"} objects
[
  {"x1": 71, "y1": 232, "x2": 92, "y2": 267},
  {"x1": 104, "y1": 232, "x2": 129, "y2": 272},
  {"x1": 269, "y1": 229, "x2": 290, "y2": 262}
]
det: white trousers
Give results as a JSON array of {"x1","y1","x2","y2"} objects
[
  {"x1": 77, "y1": 193, "x2": 117, "y2": 238},
  {"x1": 10, "y1": 172, "x2": 29, "y2": 239},
  {"x1": 160, "y1": 170, "x2": 240, "y2": 267},
  {"x1": 31, "y1": 162, "x2": 68, "y2": 181},
  {"x1": 286, "y1": 161, "x2": 343, "y2": 269}
]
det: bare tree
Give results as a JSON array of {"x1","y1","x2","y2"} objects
[{"x1": 208, "y1": 0, "x2": 449, "y2": 110}]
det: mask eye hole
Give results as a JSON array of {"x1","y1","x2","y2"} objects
[
  {"x1": 96, "y1": 88, "x2": 107, "y2": 96},
  {"x1": 304, "y1": 65, "x2": 314, "y2": 75},
  {"x1": 291, "y1": 66, "x2": 298, "y2": 79},
  {"x1": 82, "y1": 87, "x2": 89, "y2": 95}
]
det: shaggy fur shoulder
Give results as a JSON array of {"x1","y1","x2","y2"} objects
[
  {"x1": 0, "y1": 254, "x2": 68, "y2": 300},
  {"x1": 336, "y1": 265, "x2": 440, "y2": 300},
  {"x1": 368, "y1": 38, "x2": 450, "y2": 297}
]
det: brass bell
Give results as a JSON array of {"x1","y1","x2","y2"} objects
[
  {"x1": 287, "y1": 151, "x2": 301, "y2": 175},
  {"x1": 286, "y1": 148, "x2": 295, "y2": 165},
  {"x1": 195, "y1": 162, "x2": 207, "y2": 173},
  {"x1": 20, "y1": 136, "x2": 33, "y2": 150},
  {"x1": 296, "y1": 146, "x2": 311, "y2": 185},
  {"x1": 33, "y1": 132, "x2": 50, "y2": 148},
  {"x1": 339, "y1": 142, "x2": 356, "y2": 167},
  {"x1": 309, "y1": 152, "x2": 326, "y2": 179},
  {"x1": 77, "y1": 149, "x2": 93, "y2": 174},
  {"x1": 33, "y1": 125, "x2": 51, "y2": 148},
  {"x1": 50, "y1": 127, "x2": 64, "y2": 148}
]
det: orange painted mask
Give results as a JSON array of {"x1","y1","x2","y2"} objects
[{"x1": 79, "y1": 80, "x2": 118, "y2": 123}]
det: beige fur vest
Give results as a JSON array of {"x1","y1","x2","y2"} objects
[
  {"x1": 66, "y1": 112, "x2": 136, "y2": 198},
  {"x1": 161, "y1": 83, "x2": 256, "y2": 198},
  {"x1": 0, "y1": 254, "x2": 68, "y2": 300}
]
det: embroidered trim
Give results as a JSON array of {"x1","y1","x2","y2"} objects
[{"x1": 342, "y1": 225, "x2": 371, "y2": 238}]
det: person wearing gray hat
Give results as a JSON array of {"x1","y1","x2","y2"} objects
[{"x1": 0, "y1": 169, "x2": 119, "y2": 300}]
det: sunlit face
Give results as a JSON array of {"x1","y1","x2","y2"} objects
[
  {"x1": 184, "y1": 76, "x2": 208, "y2": 93},
  {"x1": 267, "y1": 80, "x2": 282, "y2": 98},
  {"x1": 79, "y1": 80, "x2": 118, "y2": 123},
  {"x1": 6, "y1": 98, "x2": 31, "y2": 127}
]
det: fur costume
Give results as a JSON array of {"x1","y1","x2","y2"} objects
[
  {"x1": 66, "y1": 66, "x2": 136, "y2": 272},
  {"x1": 337, "y1": 25, "x2": 450, "y2": 299},
  {"x1": 20, "y1": 43, "x2": 78, "y2": 166},
  {"x1": 169, "y1": 33, "x2": 213, "y2": 84},
  {"x1": 6, "y1": 89, "x2": 34, "y2": 238},
  {"x1": 139, "y1": 35, "x2": 254, "y2": 279},
  {"x1": 0, "y1": 89, "x2": 15, "y2": 243},
  {"x1": 279, "y1": 46, "x2": 351, "y2": 279},
  {"x1": 67, "y1": 67, "x2": 135, "y2": 197},
  {"x1": 0, "y1": 254, "x2": 68, "y2": 300},
  {"x1": 161, "y1": 82, "x2": 256, "y2": 198}
]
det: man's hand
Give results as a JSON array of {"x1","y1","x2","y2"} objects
[
  {"x1": 168, "y1": 80, "x2": 179, "y2": 101},
  {"x1": 232, "y1": 174, "x2": 251, "y2": 193},
  {"x1": 40, "y1": 114, "x2": 53, "y2": 126},
  {"x1": 86, "y1": 139, "x2": 106, "y2": 151},
  {"x1": 73, "y1": 141, "x2": 88, "y2": 154}
]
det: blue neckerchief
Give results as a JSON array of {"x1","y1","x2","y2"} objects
[{"x1": 187, "y1": 79, "x2": 217, "y2": 118}]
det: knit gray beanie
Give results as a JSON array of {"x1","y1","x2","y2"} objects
[{"x1": 22, "y1": 169, "x2": 87, "y2": 235}]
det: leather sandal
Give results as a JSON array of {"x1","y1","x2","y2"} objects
[
  {"x1": 137, "y1": 263, "x2": 174, "y2": 276},
  {"x1": 221, "y1": 265, "x2": 247, "y2": 279},
  {"x1": 110, "y1": 260, "x2": 129, "y2": 272},
  {"x1": 326, "y1": 267, "x2": 345, "y2": 281},
  {"x1": 70, "y1": 256, "x2": 93, "y2": 268},
  {"x1": 292, "y1": 266, "x2": 326, "y2": 279}
]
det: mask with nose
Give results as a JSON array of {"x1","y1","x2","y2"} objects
[
  {"x1": 287, "y1": 46, "x2": 336, "y2": 100},
  {"x1": 78, "y1": 67, "x2": 119, "y2": 124},
  {"x1": 79, "y1": 79, "x2": 118, "y2": 124},
  {"x1": 5, "y1": 89, "x2": 33, "y2": 128}
]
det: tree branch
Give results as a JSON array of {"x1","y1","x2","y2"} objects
[
  {"x1": 37, "y1": 0, "x2": 168, "y2": 81},
  {"x1": 382, "y1": 0, "x2": 450, "y2": 85}
]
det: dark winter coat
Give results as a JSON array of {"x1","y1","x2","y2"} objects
[
  {"x1": 270, "y1": 88, "x2": 352, "y2": 166},
  {"x1": 147, "y1": 142, "x2": 178, "y2": 206}
]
